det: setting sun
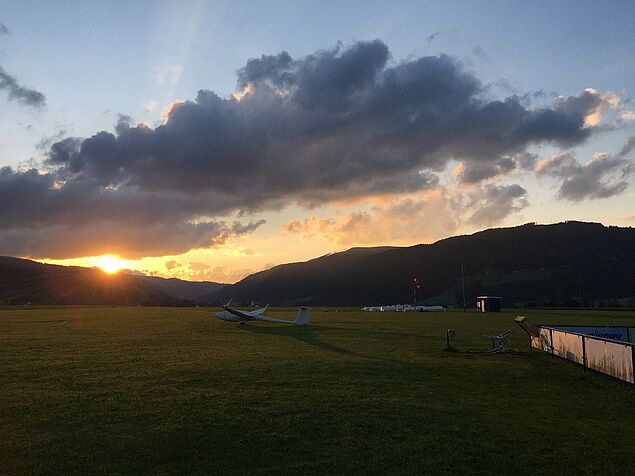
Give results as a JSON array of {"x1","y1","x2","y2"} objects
[{"x1": 94, "y1": 255, "x2": 126, "y2": 274}]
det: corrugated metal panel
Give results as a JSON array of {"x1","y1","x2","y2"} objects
[{"x1": 585, "y1": 338, "x2": 634, "y2": 384}]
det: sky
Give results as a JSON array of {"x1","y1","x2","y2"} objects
[{"x1": 1, "y1": 0, "x2": 634, "y2": 283}]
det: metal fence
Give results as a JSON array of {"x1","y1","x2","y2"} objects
[{"x1": 531, "y1": 326, "x2": 635, "y2": 384}]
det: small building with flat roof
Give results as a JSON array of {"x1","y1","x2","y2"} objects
[{"x1": 476, "y1": 296, "x2": 502, "y2": 312}]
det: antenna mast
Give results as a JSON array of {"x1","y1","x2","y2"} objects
[{"x1": 461, "y1": 264, "x2": 466, "y2": 312}]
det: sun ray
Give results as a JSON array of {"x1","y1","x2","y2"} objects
[{"x1": 93, "y1": 255, "x2": 127, "y2": 274}]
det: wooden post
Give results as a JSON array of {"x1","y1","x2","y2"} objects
[{"x1": 446, "y1": 329, "x2": 455, "y2": 350}]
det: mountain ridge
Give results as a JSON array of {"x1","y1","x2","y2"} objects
[
  {"x1": 129, "y1": 275, "x2": 226, "y2": 301},
  {"x1": 2, "y1": 221, "x2": 633, "y2": 307},
  {"x1": 0, "y1": 257, "x2": 185, "y2": 306},
  {"x1": 201, "y1": 221, "x2": 635, "y2": 307}
]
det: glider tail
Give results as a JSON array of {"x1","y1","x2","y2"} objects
[{"x1": 294, "y1": 306, "x2": 311, "y2": 325}]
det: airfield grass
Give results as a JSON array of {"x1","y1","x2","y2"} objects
[{"x1": 1, "y1": 307, "x2": 634, "y2": 475}]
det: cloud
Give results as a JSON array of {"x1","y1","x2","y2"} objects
[
  {"x1": 36, "y1": 129, "x2": 70, "y2": 152},
  {"x1": 282, "y1": 201, "x2": 456, "y2": 246},
  {"x1": 0, "y1": 166, "x2": 267, "y2": 258},
  {"x1": 165, "y1": 260, "x2": 181, "y2": 270},
  {"x1": 1, "y1": 40, "x2": 609, "y2": 258},
  {"x1": 48, "y1": 40, "x2": 598, "y2": 197},
  {"x1": 0, "y1": 22, "x2": 45, "y2": 107},
  {"x1": 555, "y1": 88, "x2": 620, "y2": 127},
  {"x1": 558, "y1": 154, "x2": 632, "y2": 200},
  {"x1": 453, "y1": 152, "x2": 538, "y2": 184},
  {"x1": 167, "y1": 262, "x2": 249, "y2": 283},
  {"x1": 536, "y1": 136, "x2": 635, "y2": 201},
  {"x1": 281, "y1": 215, "x2": 337, "y2": 239},
  {"x1": 0, "y1": 65, "x2": 46, "y2": 107},
  {"x1": 281, "y1": 183, "x2": 528, "y2": 246},
  {"x1": 188, "y1": 261, "x2": 210, "y2": 271},
  {"x1": 282, "y1": 220, "x2": 303, "y2": 234},
  {"x1": 462, "y1": 183, "x2": 529, "y2": 225}
]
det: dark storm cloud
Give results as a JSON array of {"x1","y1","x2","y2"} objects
[
  {"x1": 536, "y1": 136, "x2": 635, "y2": 201},
  {"x1": 0, "y1": 220, "x2": 241, "y2": 259},
  {"x1": 554, "y1": 89, "x2": 603, "y2": 119},
  {"x1": 618, "y1": 135, "x2": 635, "y2": 158},
  {"x1": 458, "y1": 159, "x2": 515, "y2": 184},
  {"x1": 455, "y1": 152, "x2": 538, "y2": 184},
  {"x1": 0, "y1": 65, "x2": 46, "y2": 107},
  {"x1": 0, "y1": 166, "x2": 265, "y2": 258},
  {"x1": 114, "y1": 114, "x2": 134, "y2": 135},
  {"x1": 47, "y1": 41, "x2": 595, "y2": 195},
  {"x1": 0, "y1": 40, "x2": 608, "y2": 258}
]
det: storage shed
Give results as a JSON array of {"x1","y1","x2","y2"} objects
[{"x1": 476, "y1": 296, "x2": 502, "y2": 312}]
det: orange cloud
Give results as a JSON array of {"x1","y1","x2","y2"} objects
[
  {"x1": 165, "y1": 260, "x2": 181, "y2": 270},
  {"x1": 232, "y1": 83, "x2": 253, "y2": 102},
  {"x1": 281, "y1": 192, "x2": 458, "y2": 246},
  {"x1": 161, "y1": 100, "x2": 186, "y2": 123}
]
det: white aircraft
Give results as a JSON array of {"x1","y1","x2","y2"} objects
[{"x1": 214, "y1": 300, "x2": 311, "y2": 326}]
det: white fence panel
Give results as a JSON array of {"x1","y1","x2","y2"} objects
[
  {"x1": 531, "y1": 328, "x2": 552, "y2": 353},
  {"x1": 550, "y1": 326, "x2": 628, "y2": 342},
  {"x1": 585, "y1": 338, "x2": 634, "y2": 384},
  {"x1": 530, "y1": 326, "x2": 635, "y2": 384},
  {"x1": 552, "y1": 331, "x2": 583, "y2": 364}
]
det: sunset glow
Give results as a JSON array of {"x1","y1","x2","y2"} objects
[
  {"x1": 93, "y1": 255, "x2": 127, "y2": 274},
  {"x1": 1, "y1": 2, "x2": 633, "y2": 285}
]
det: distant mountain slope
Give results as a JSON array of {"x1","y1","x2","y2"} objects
[
  {"x1": 203, "y1": 222, "x2": 635, "y2": 307},
  {"x1": 130, "y1": 275, "x2": 226, "y2": 301},
  {"x1": 0, "y1": 257, "x2": 185, "y2": 306}
]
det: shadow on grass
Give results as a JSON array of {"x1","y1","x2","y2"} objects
[
  {"x1": 241, "y1": 324, "x2": 399, "y2": 363},
  {"x1": 439, "y1": 347, "x2": 531, "y2": 360}
]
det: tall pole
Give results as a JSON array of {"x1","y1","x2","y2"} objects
[
  {"x1": 461, "y1": 264, "x2": 466, "y2": 312},
  {"x1": 412, "y1": 277, "x2": 419, "y2": 306}
]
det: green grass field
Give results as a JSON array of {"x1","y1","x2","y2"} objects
[{"x1": 2, "y1": 307, "x2": 634, "y2": 475}]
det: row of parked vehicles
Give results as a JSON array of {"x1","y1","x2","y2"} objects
[{"x1": 361, "y1": 304, "x2": 445, "y2": 312}]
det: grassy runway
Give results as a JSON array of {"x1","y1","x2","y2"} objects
[{"x1": 1, "y1": 307, "x2": 634, "y2": 474}]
